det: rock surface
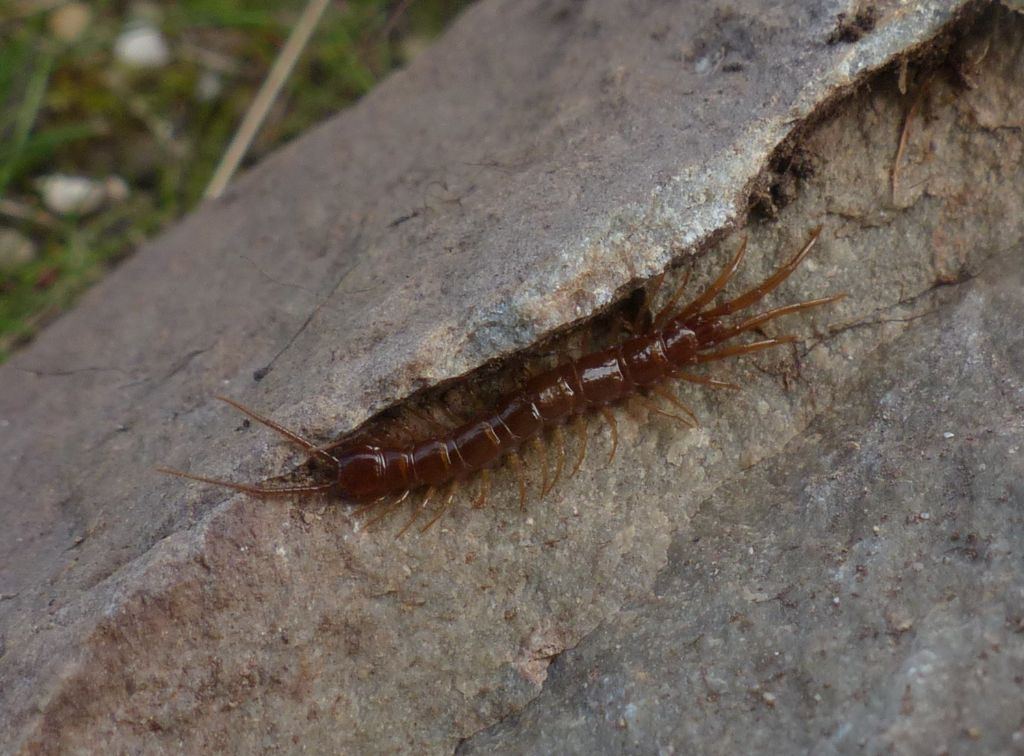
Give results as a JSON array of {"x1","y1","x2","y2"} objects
[{"x1": 3, "y1": 0, "x2": 1021, "y2": 753}]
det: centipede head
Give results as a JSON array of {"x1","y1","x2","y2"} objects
[{"x1": 331, "y1": 444, "x2": 397, "y2": 501}]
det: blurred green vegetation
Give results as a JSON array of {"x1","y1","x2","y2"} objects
[{"x1": 0, "y1": 0, "x2": 473, "y2": 361}]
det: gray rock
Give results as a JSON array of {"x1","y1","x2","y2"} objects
[
  {"x1": 462, "y1": 7, "x2": 1024, "y2": 753},
  {"x1": 3, "y1": 0, "x2": 1020, "y2": 753}
]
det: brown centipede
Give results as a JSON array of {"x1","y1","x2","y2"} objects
[{"x1": 159, "y1": 227, "x2": 844, "y2": 533}]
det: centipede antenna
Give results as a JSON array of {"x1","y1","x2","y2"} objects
[
  {"x1": 675, "y1": 236, "x2": 748, "y2": 322},
  {"x1": 214, "y1": 396, "x2": 316, "y2": 448},
  {"x1": 155, "y1": 466, "x2": 337, "y2": 497},
  {"x1": 694, "y1": 335, "x2": 799, "y2": 363},
  {"x1": 215, "y1": 395, "x2": 343, "y2": 471},
  {"x1": 701, "y1": 227, "x2": 823, "y2": 319},
  {"x1": 599, "y1": 406, "x2": 619, "y2": 463}
]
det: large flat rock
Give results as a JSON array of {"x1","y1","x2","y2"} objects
[{"x1": 4, "y1": 0, "x2": 1021, "y2": 752}]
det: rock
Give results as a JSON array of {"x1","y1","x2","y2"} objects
[
  {"x1": 35, "y1": 174, "x2": 129, "y2": 216},
  {"x1": 2, "y1": 0, "x2": 1020, "y2": 753},
  {"x1": 48, "y1": 2, "x2": 92, "y2": 43},
  {"x1": 103, "y1": 175, "x2": 130, "y2": 203},
  {"x1": 0, "y1": 228, "x2": 37, "y2": 270},
  {"x1": 35, "y1": 174, "x2": 107, "y2": 215},
  {"x1": 195, "y1": 69, "x2": 223, "y2": 102},
  {"x1": 114, "y1": 22, "x2": 170, "y2": 68}
]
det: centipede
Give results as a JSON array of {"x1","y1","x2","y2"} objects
[{"x1": 159, "y1": 226, "x2": 844, "y2": 535}]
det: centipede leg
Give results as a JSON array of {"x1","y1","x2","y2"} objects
[
  {"x1": 472, "y1": 469, "x2": 491, "y2": 509},
  {"x1": 598, "y1": 406, "x2": 619, "y2": 463},
  {"x1": 543, "y1": 425, "x2": 566, "y2": 496},
  {"x1": 671, "y1": 371, "x2": 741, "y2": 391},
  {"x1": 508, "y1": 452, "x2": 528, "y2": 510},
  {"x1": 650, "y1": 384, "x2": 700, "y2": 426},
  {"x1": 714, "y1": 294, "x2": 847, "y2": 342},
  {"x1": 652, "y1": 269, "x2": 692, "y2": 331},
  {"x1": 397, "y1": 486, "x2": 436, "y2": 538},
  {"x1": 363, "y1": 489, "x2": 411, "y2": 531},
  {"x1": 351, "y1": 494, "x2": 386, "y2": 520},
  {"x1": 694, "y1": 335, "x2": 799, "y2": 363},
  {"x1": 421, "y1": 482, "x2": 458, "y2": 533},
  {"x1": 699, "y1": 227, "x2": 823, "y2": 319},
  {"x1": 674, "y1": 236, "x2": 748, "y2": 322},
  {"x1": 569, "y1": 415, "x2": 588, "y2": 477},
  {"x1": 532, "y1": 437, "x2": 550, "y2": 500},
  {"x1": 634, "y1": 393, "x2": 694, "y2": 429}
]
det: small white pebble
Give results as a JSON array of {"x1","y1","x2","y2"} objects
[
  {"x1": 36, "y1": 174, "x2": 107, "y2": 215},
  {"x1": 748, "y1": 546, "x2": 754, "y2": 556},
  {"x1": 872, "y1": 525, "x2": 881, "y2": 535},
  {"x1": 196, "y1": 69, "x2": 223, "y2": 102},
  {"x1": 694, "y1": 54, "x2": 717, "y2": 74},
  {"x1": 525, "y1": 517, "x2": 534, "y2": 526},
  {"x1": 115, "y1": 23, "x2": 171, "y2": 67},
  {"x1": 762, "y1": 692, "x2": 776, "y2": 706},
  {"x1": 920, "y1": 512, "x2": 930, "y2": 520},
  {"x1": 832, "y1": 596, "x2": 841, "y2": 606},
  {"x1": 943, "y1": 431, "x2": 955, "y2": 440}
]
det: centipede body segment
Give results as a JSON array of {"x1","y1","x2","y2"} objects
[{"x1": 159, "y1": 227, "x2": 844, "y2": 531}]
